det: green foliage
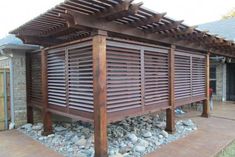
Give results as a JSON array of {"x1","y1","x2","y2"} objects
[{"x1": 222, "y1": 8, "x2": 235, "y2": 19}]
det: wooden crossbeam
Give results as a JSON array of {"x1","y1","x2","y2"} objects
[
  {"x1": 19, "y1": 36, "x2": 63, "y2": 46},
  {"x1": 185, "y1": 31, "x2": 208, "y2": 41},
  {"x1": 98, "y1": 0, "x2": 143, "y2": 21},
  {"x1": 58, "y1": 12, "x2": 75, "y2": 27},
  {"x1": 173, "y1": 26, "x2": 197, "y2": 37},
  {"x1": 146, "y1": 20, "x2": 184, "y2": 33},
  {"x1": 130, "y1": 12, "x2": 166, "y2": 27}
]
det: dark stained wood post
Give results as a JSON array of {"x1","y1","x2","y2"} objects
[
  {"x1": 41, "y1": 49, "x2": 53, "y2": 135},
  {"x1": 202, "y1": 53, "x2": 210, "y2": 117},
  {"x1": 26, "y1": 53, "x2": 33, "y2": 124},
  {"x1": 92, "y1": 31, "x2": 108, "y2": 157},
  {"x1": 165, "y1": 45, "x2": 176, "y2": 133}
]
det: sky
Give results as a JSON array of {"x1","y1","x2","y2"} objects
[{"x1": 0, "y1": 0, "x2": 235, "y2": 38}]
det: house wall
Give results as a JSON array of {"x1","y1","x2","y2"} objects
[
  {"x1": 211, "y1": 61, "x2": 226, "y2": 101},
  {"x1": 0, "y1": 51, "x2": 41, "y2": 128}
]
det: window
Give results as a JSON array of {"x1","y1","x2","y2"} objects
[{"x1": 210, "y1": 65, "x2": 216, "y2": 94}]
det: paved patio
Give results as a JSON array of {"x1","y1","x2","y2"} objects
[
  {"x1": 146, "y1": 101, "x2": 235, "y2": 157},
  {"x1": 0, "y1": 130, "x2": 62, "y2": 157},
  {"x1": 0, "y1": 101, "x2": 234, "y2": 157}
]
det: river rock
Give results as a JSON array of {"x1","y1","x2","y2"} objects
[
  {"x1": 143, "y1": 131, "x2": 152, "y2": 138},
  {"x1": 127, "y1": 133, "x2": 138, "y2": 143},
  {"x1": 135, "y1": 145, "x2": 146, "y2": 153},
  {"x1": 32, "y1": 123, "x2": 43, "y2": 130},
  {"x1": 54, "y1": 126, "x2": 66, "y2": 132},
  {"x1": 21, "y1": 123, "x2": 32, "y2": 131},
  {"x1": 161, "y1": 130, "x2": 169, "y2": 138},
  {"x1": 182, "y1": 119, "x2": 194, "y2": 127},
  {"x1": 76, "y1": 137, "x2": 87, "y2": 146}
]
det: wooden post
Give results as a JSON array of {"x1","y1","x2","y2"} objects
[
  {"x1": 92, "y1": 31, "x2": 108, "y2": 157},
  {"x1": 26, "y1": 53, "x2": 33, "y2": 124},
  {"x1": 41, "y1": 49, "x2": 53, "y2": 135},
  {"x1": 202, "y1": 53, "x2": 210, "y2": 118},
  {"x1": 166, "y1": 45, "x2": 176, "y2": 133}
]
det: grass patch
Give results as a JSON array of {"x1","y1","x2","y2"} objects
[{"x1": 217, "y1": 141, "x2": 235, "y2": 157}]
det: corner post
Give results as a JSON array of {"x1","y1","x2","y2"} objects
[
  {"x1": 166, "y1": 45, "x2": 176, "y2": 133},
  {"x1": 41, "y1": 49, "x2": 53, "y2": 135},
  {"x1": 92, "y1": 30, "x2": 108, "y2": 157},
  {"x1": 202, "y1": 53, "x2": 210, "y2": 117},
  {"x1": 26, "y1": 53, "x2": 33, "y2": 124}
]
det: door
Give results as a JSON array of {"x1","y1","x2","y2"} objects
[
  {"x1": 0, "y1": 68, "x2": 10, "y2": 130},
  {"x1": 227, "y1": 64, "x2": 235, "y2": 101}
]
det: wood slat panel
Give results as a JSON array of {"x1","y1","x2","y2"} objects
[
  {"x1": 107, "y1": 46, "x2": 142, "y2": 112},
  {"x1": 29, "y1": 52, "x2": 42, "y2": 106},
  {"x1": 47, "y1": 49, "x2": 67, "y2": 107},
  {"x1": 144, "y1": 50, "x2": 169, "y2": 106},
  {"x1": 174, "y1": 53, "x2": 191, "y2": 100},
  {"x1": 68, "y1": 45, "x2": 94, "y2": 112},
  {"x1": 192, "y1": 56, "x2": 206, "y2": 97}
]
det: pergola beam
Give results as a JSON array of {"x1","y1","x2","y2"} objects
[
  {"x1": 147, "y1": 20, "x2": 184, "y2": 33},
  {"x1": 64, "y1": 10, "x2": 210, "y2": 52},
  {"x1": 19, "y1": 36, "x2": 64, "y2": 46},
  {"x1": 97, "y1": 0, "x2": 142, "y2": 21},
  {"x1": 130, "y1": 12, "x2": 166, "y2": 27}
]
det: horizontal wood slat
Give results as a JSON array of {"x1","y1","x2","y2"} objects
[
  {"x1": 47, "y1": 40, "x2": 94, "y2": 113},
  {"x1": 28, "y1": 52, "x2": 42, "y2": 106},
  {"x1": 107, "y1": 46, "x2": 142, "y2": 112},
  {"x1": 144, "y1": 50, "x2": 169, "y2": 106}
]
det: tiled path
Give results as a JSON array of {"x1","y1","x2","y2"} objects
[{"x1": 0, "y1": 101, "x2": 234, "y2": 157}]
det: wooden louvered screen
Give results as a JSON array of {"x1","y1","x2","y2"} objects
[
  {"x1": 106, "y1": 39, "x2": 170, "y2": 120},
  {"x1": 47, "y1": 49, "x2": 67, "y2": 107},
  {"x1": 175, "y1": 51, "x2": 206, "y2": 106},
  {"x1": 27, "y1": 52, "x2": 42, "y2": 108},
  {"x1": 46, "y1": 39, "x2": 93, "y2": 120},
  {"x1": 144, "y1": 50, "x2": 169, "y2": 107},
  {"x1": 68, "y1": 45, "x2": 94, "y2": 112},
  {"x1": 192, "y1": 56, "x2": 206, "y2": 98},
  {"x1": 175, "y1": 53, "x2": 191, "y2": 102},
  {"x1": 106, "y1": 46, "x2": 142, "y2": 113}
]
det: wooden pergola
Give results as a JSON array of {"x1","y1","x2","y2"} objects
[{"x1": 10, "y1": 0, "x2": 235, "y2": 156}]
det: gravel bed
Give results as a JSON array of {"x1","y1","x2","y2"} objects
[{"x1": 18, "y1": 113, "x2": 197, "y2": 157}]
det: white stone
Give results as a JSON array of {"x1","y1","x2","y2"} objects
[
  {"x1": 76, "y1": 137, "x2": 87, "y2": 146},
  {"x1": 48, "y1": 134, "x2": 55, "y2": 138},
  {"x1": 127, "y1": 133, "x2": 138, "y2": 143},
  {"x1": 21, "y1": 123, "x2": 32, "y2": 131},
  {"x1": 32, "y1": 123, "x2": 43, "y2": 130},
  {"x1": 54, "y1": 126, "x2": 66, "y2": 132},
  {"x1": 142, "y1": 131, "x2": 152, "y2": 138},
  {"x1": 138, "y1": 139, "x2": 149, "y2": 147},
  {"x1": 182, "y1": 119, "x2": 194, "y2": 127},
  {"x1": 161, "y1": 130, "x2": 168, "y2": 138},
  {"x1": 135, "y1": 145, "x2": 146, "y2": 153}
]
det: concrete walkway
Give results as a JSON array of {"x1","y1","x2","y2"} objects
[
  {"x1": 0, "y1": 101, "x2": 234, "y2": 157},
  {"x1": 146, "y1": 101, "x2": 235, "y2": 157},
  {"x1": 0, "y1": 130, "x2": 62, "y2": 157}
]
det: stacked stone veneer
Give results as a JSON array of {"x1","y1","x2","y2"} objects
[
  {"x1": 214, "y1": 63, "x2": 223, "y2": 101},
  {"x1": 0, "y1": 51, "x2": 42, "y2": 128}
]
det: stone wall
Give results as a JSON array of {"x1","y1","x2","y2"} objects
[
  {"x1": 12, "y1": 52, "x2": 27, "y2": 127},
  {"x1": 212, "y1": 62, "x2": 226, "y2": 101},
  {"x1": 0, "y1": 52, "x2": 42, "y2": 128}
]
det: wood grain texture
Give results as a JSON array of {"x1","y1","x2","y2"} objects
[
  {"x1": 166, "y1": 45, "x2": 176, "y2": 133},
  {"x1": 92, "y1": 34, "x2": 108, "y2": 157}
]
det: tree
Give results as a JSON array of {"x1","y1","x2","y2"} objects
[{"x1": 222, "y1": 8, "x2": 235, "y2": 19}]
